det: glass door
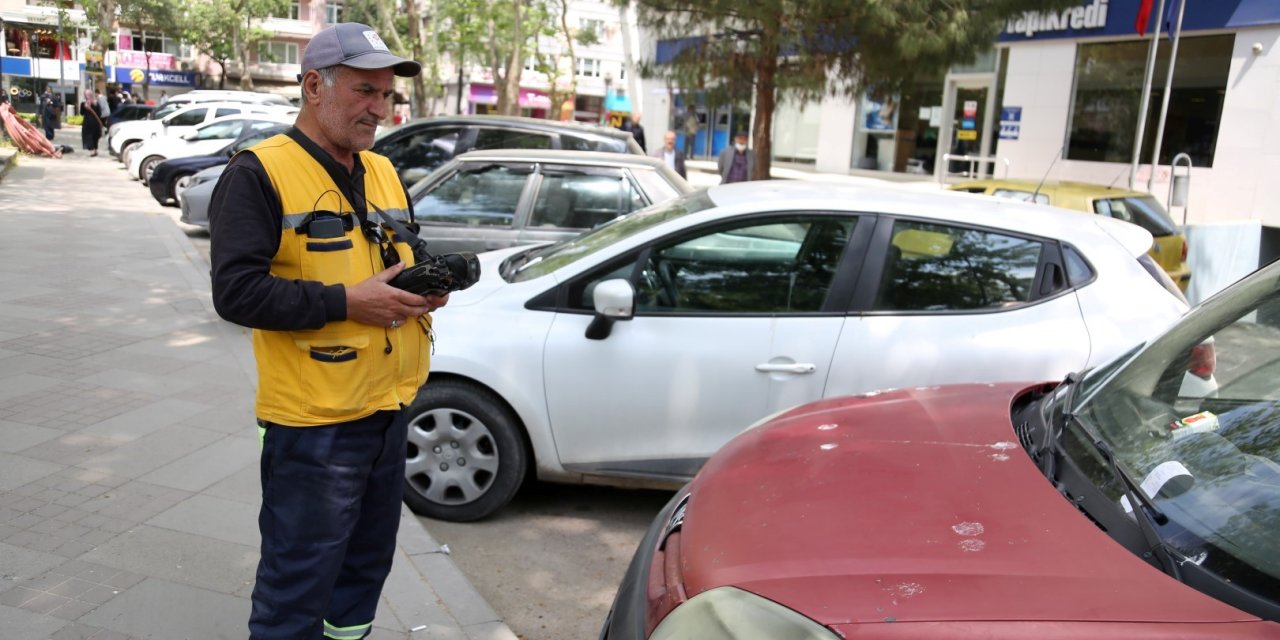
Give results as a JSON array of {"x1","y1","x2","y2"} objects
[{"x1": 938, "y1": 79, "x2": 994, "y2": 180}]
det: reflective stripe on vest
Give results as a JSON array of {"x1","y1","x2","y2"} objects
[{"x1": 247, "y1": 134, "x2": 431, "y2": 427}]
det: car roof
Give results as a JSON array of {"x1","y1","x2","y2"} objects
[
  {"x1": 951, "y1": 178, "x2": 1151, "y2": 199},
  {"x1": 379, "y1": 114, "x2": 635, "y2": 142},
  {"x1": 703, "y1": 180, "x2": 1153, "y2": 255},
  {"x1": 452, "y1": 148, "x2": 666, "y2": 168}
]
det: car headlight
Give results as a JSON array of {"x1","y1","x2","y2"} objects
[{"x1": 651, "y1": 587, "x2": 838, "y2": 640}]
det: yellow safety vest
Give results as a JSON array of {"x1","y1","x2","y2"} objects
[{"x1": 250, "y1": 133, "x2": 430, "y2": 426}]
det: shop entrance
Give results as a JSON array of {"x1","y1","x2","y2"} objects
[{"x1": 938, "y1": 79, "x2": 995, "y2": 180}]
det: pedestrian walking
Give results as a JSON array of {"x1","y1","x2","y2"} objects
[
  {"x1": 206, "y1": 21, "x2": 446, "y2": 640},
  {"x1": 622, "y1": 111, "x2": 646, "y2": 153},
  {"x1": 682, "y1": 105, "x2": 699, "y2": 158},
  {"x1": 39, "y1": 87, "x2": 56, "y2": 141},
  {"x1": 717, "y1": 132, "x2": 754, "y2": 184},
  {"x1": 79, "y1": 89, "x2": 105, "y2": 157},
  {"x1": 651, "y1": 129, "x2": 687, "y2": 179}
]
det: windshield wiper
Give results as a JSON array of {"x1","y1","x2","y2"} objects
[
  {"x1": 1037, "y1": 372, "x2": 1079, "y2": 481},
  {"x1": 1089, "y1": 432, "x2": 1185, "y2": 583}
]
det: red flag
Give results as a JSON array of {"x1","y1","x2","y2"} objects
[{"x1": 1135, "y1": 0, "x2": 1154, "y2": 34}]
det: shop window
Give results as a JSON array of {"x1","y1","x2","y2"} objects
[{"x1": 1067, "y1": 35, "x2": 1231, "y2": 168}]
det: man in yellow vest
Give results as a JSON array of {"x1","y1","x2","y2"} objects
[{"x1": 207, "y1": 23, "x2": 447, "y2": 640}]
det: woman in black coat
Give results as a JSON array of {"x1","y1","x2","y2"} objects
[{"x1": 79, "y1": 90, "x2": 104, "y2": 157}]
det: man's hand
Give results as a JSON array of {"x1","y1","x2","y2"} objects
[{"x1": 346, "y1": 263, "x2": 448, "y2": 328}]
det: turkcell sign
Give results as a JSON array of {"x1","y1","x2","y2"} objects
[
  {"x1": 1005, "y1": 0, "x2": 1109, "y2": 38},
  {"x1": 113, "y1": 67, "x2": 196, "y2": 87}
]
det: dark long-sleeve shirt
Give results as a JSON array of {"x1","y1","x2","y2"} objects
[{"x1": 208, "y1": 151, "x2": 347, "y2": 332}]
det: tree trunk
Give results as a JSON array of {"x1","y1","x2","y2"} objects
[
  {"x1": 554, "y1": 0, "x2": 577, "y2": 120},
  {"x1": 494, "y1": 0, "x2": 525, "y2": 116},
  {"x1": 237, "y1": 19, "x2": 254, "y2": 90},
  {"x1": 407, "y1": 0, "x2": 427, "y2": 118},
  {"x1": 751, "y1": 37, "x2": 778, "y2": 181}
]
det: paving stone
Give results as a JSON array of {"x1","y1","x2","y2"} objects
[
  {"x1": 78, "y1": 424, "x2": 222, "y2": 480},
  {"x1": 0, "y1": 602, "x2": 71, "y2": 638},
  {"x1": 81, "y1": 525, "x2": 257, "y2": 596},
  {"x1": 77, "y1": 577, "x2": 246, "y2": 639},
  {"x1": 0, "y1": 421, "x2": 61, "y2": 453},
  {"x1": 147, "y1": 493, "x2": 259, "y2": 548},
  {"x1": 138, "y1": 434, "x2": 258, "y2": 493},
  {"x1": 0, "y1": 452, "x2": 64, "y2": 492}
]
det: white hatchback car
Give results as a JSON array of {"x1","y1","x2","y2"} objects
[
  {"x1": 108, "y1": 101, "x2": 296, "y2": 162},
  {"x1": 402, "y1": 181, "x2": 1193, "y2": 521},
  {"x1": 127, "y1": 114, "x2": 296, "y2": 183}
]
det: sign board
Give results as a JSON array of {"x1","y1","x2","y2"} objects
[
  {"x1": 113, "y1": 67, "x2": 196, "y2": 87},
  {"x1": 963, "y1": 100, "x2": 978, "y2": 118},
  {"x1": 84, "y1": 50, "x2": 104, "y2": 74},
  {"x1": 999, "y1": 106, "x2": 1022, "y2": 140},
  {"x1": 957, "y1": 129, "x2": 978, "y2": 141}
]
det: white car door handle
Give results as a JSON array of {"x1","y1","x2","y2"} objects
[{"x1": 755, "y1": 363, "x2": 817, "y2": 374}]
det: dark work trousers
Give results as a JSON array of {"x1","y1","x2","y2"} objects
[{"x1": 249, "y1": 409, "x2": 408, "y2": 640}]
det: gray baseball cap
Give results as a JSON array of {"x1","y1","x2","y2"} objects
[{"x1": 299, "y1": 22, "x2": 421, "y2": 79}]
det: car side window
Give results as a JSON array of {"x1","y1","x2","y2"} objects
[
  {"x1": 627, "y1": 216, "x2": 854, "y2": 314},
  {"x1": 631, "y1": 168, "x2": 677, "y2": 204},
  {"x1": 214, "y1": 108, "x2": 240, "y2": 118},
  {"x1": 992, "y1": 188, "x2": 1049, "y2": 205},
  {"x1": 873, "y1": 220, "x2": 1045, "y2": 312},
  {"x1": 194, "y1": 120, "x2": 244, "y2": 140},
  {"x1": 167, "y1": 108, "x2": 207, "y2": 127},
  {"x1": 412, "y1": 166, "x2": 529, "y2": 228},
  {"x1": 378, "y1": 126, "x2": 464, "y2": 184},
  {"x1": 529, "y1": 170, "x2": 633, "y2": 229},
  {"x1": 560, "y1": 133, "x2": 625, "y2": 153},
  {"x1": 473, "y1": 129, "x2": 553, "y2": 151}
]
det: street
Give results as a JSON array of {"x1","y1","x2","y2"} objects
[{"x1": 127, "y1": 143, "x2": 670, "y2": 640}]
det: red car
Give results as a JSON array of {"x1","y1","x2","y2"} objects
[{"x1": 602, "y1": 259, "x2": 1280, "y2": 639}]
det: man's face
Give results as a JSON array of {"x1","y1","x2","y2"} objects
[
  {"x1": 664, "y1": 132, "x2": 676, "y2": 150},
  {"x1": 314, "y1": 65, "x2": 394, "y2": 154}
]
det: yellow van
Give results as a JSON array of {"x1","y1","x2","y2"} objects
[{"x1": 950, "y1": 179, "x2": 1191, "y2": 291}]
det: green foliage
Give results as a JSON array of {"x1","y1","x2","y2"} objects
[{"x1": 67, "y1": 115, "x2": 85, "y2": 125}]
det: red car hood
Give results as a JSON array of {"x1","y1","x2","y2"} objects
[{"x1": 678, "y1": 383, "x2": 1261, "y2": 627}]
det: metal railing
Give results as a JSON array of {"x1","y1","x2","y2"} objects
[{"x1": 936, "y1": 154, "x2": 1010, "y2": 184}]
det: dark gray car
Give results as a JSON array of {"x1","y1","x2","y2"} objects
[
  {"x1": 373, "y1": 115, "x2": 645, "y2": 186},
  {"x1": 409, "y1": 149, "x2": 693, "y2": 254}
]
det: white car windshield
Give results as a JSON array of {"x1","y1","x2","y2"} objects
[{"x1": 503, "y1": 190, "x2": 714, "y2": 282}]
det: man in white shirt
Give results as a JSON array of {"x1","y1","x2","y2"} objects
[{"x1": 650, "y1": 130, "x2": 686, "y2": 179}]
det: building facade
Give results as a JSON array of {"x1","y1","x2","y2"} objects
[{"x1": 640, "y1": 0, "x2": 1280, "y2": 298}]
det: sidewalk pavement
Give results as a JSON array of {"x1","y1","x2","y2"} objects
[{"x1": 0, "y1": 131, "x2": 517, "y2": 640}]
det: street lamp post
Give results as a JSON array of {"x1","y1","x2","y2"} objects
[{"x1": 602, "y1": 71, "x2": 612, "y2": 126}]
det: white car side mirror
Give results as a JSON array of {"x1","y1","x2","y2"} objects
[{"x1": 586, "y1": 278, "x2": 635, "y2": 340}]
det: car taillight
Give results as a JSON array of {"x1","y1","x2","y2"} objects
[
  {"x1": 1188, "y1": 342, "x2": 1216, "y2": 379},
  {"x1": 1181, "y1": 239, "x2": 1188, "y2": 263}
]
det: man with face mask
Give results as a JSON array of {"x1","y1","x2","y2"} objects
[{"x1": 717, "y1": 132, "x2": 754, "y2": 184}]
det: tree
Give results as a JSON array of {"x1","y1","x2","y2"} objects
[
  {"x1": 625, "y1": 0, "x2": 1078, "y2": 180},
  {"x1": 179, "y1": 0, "x2": 240, "y2": 89},
  {"x1": 206, "y1": 0, "x2": 288, "y2": 90},
  {"x1": 78, "y1": 0, "x2": 116, "y2": 66},
  {"x1": 115, "y1": 0, "x2": 181, "y2": 101},
  {"x1": 435, "y1": 0, "x2": 556, "y2": 116},
  {"x1": 536, "y1": 0, "x2": 600, "y2": 121}
]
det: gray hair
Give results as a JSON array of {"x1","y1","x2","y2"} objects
[{"x1": 316, "y1": 66, "x2": 339, "y2": 87}]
